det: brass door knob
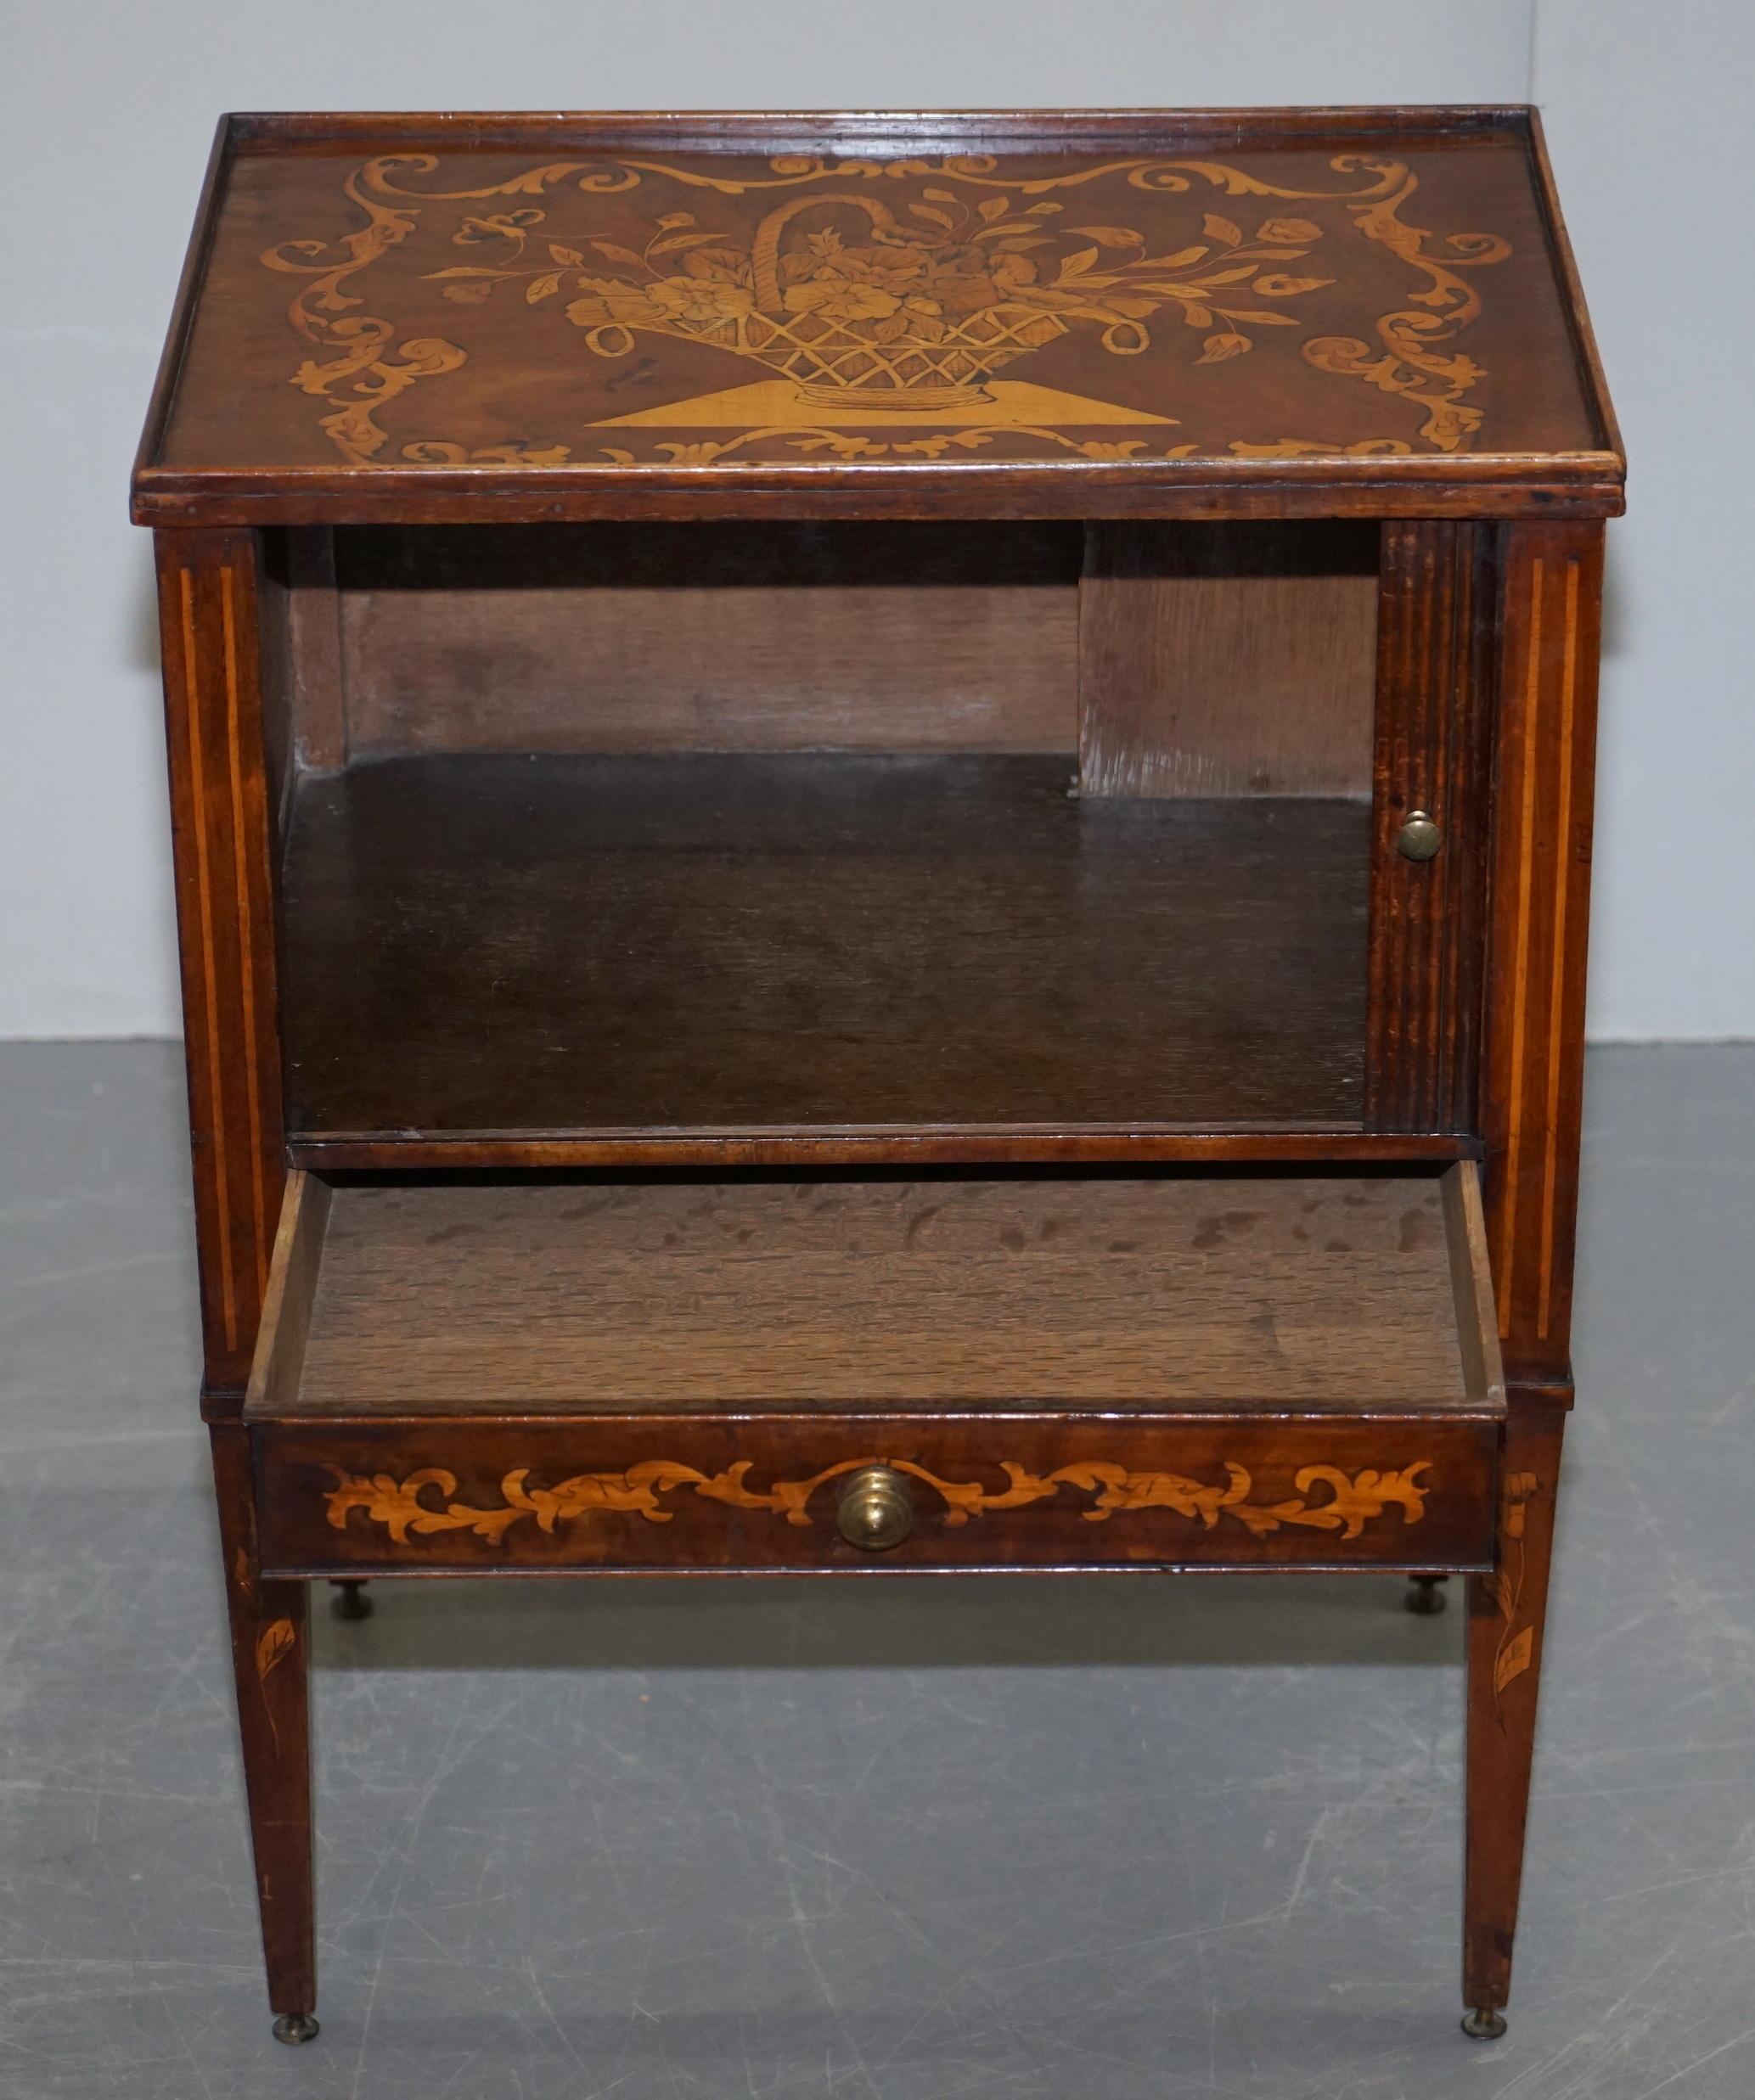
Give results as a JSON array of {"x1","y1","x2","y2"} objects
[
  {"x1": 1396, "y1": 810, "x2": 1443, "y2": 862},
  {"x1": 836, "y1": 1466, "x2": 914, "y2": 1551}
]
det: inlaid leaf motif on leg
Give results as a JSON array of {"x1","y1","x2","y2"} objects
[
  {"x1": 1491, "y1": 1470, "x2": 1543, "y2": 1715},
  {"x1": 255, "y1": 1617, "x2": 296, "y2": 1682}
]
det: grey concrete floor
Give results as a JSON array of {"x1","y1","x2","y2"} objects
[{"x1": 1, "y1": 1042, "x2": 1752, "y2": 2099}]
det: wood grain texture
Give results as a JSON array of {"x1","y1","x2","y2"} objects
[
  {"x1": 1465, "y1": 1403, "x2": 1565, "y2": 2016},
  {"x1": 215, "y1": 107, "x2": 1574, "y2": 152},
  {"x1": 258, "y1": 526, "x2": 348, "y2": 829},
  {"x1": 1078, "y1": 522, "x2": 1378, "y2": 797},
  {"x1": 132, "y1": 116, "x2": 232, "y2": 501},
  {"x1": 140, "y1": 476, "x2": 1626, "y2": 529},
  {"x1": 255, "y1": 1415, "x2": 1499, "y2": 1576},
  {"x1": 338, "y1": 523, "x2": 1078, "y2": 757},
  {"x1": 255, "y1": 542, "x2": 295, "y2": 834},
  {"x1": 210, "y1": 1424, "x2": 314, "y2": 2019},
  {"x1": 131, "y1": 109, "x2": 1622, "y2": 526},
  {"x1": 1482, "y1": 523, "x2": 1604, "y2": 1386},
  {"x1": 1364, "y1": 521, "x2": 1497, "y2": 1131},
  {"x1": 278, "y1": 754, "x2": 1370, "y2": 1138},
  {"x1": 1526, "y1": 110, "x2": 1624, "y2": 471},
  {"x1": 290, "y1": 1131, "x2": 1478, "y2": 1171},
  {"x1": 285, "y1": 527, "x2": 347, "y2": 768},
  {"x1": 245, "y1": 1171, "x2": 330, "y2": 1419},
  {"x1": 155, "y1": 528, "x2": 286, "y2": 1398},
  {"x1": 1443, "y1": 1161, "x2": 1505, "y2": 1407},
  {"x1": 244, "y1": 1168, "x2": 1498, "y2": 1417}
]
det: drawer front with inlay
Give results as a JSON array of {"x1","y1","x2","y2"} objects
[{"x1": 254, "y1": 1417, "x2": 1499, "y2": 1576}]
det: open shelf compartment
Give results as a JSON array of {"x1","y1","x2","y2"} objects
[
  {"x1": 246, "y1": 1162, "x2": 1504, "y2": 1576},
  {"x1": 279, "y1": 753, "x2": 1370, "y2": 1139},
  {"x1": 264, "y1": 517, "x2": 1384, "y2": 1148}
]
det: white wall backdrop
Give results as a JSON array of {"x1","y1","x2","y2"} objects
[
  {"x1": 1533, "y1": 0, "x2": 1755, "y2": 1040},
  {"x1": 3, "y1": 0, "x2": 1746, "y2": 1040}
]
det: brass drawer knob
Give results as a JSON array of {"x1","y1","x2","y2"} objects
[
  {"x1": 1396, "y1": 810, "x2": 1443, "y2": 862},
  {"x1": 836, "y1": 1466, "x2": 914, "y2": 1551}
]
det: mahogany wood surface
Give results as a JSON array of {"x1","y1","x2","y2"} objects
[
  {"x1": 335, "y1": 522, "x2": 1080, "y2": 757},
  {"x1": 259, "y1": 529, "x2": 347, "y2": 791},
  {"x1": 1078, "y1": 520, "x2": 1377, "y2": 797},
  {"x1": 289, "y1": 1131, "x2": 1478, "y2": 1171},
  {"x1": 155, "y1": 529, "x2": 286, "y2": 1398},
  {"x1": 132, "y1": 108, "x2": 1622, "y2": 525},
  {"x1": 255, "y1": 543, "x2": 296, "y2": 830},
  {"x1": 1364, "y1": 520, "x2": 1496, "y2": 1131},
  {"x1": 136, "y1": 105, "x2": 1622, "y2": 2043},
  {"x1": 211, "y1": 1425, "x2": 314, "y2": 2020},
  {"x1": 245, "y1": 1171, "x2": 330, "y2": 1421},
  {"x1": 1482, "y1": 522, "x2": 1604, "y2": 1390},
  {"x1": 1441, "y1": 1160, "x2": 1502, "y2": 1403},
  {"x1": 278, "y1": 754, "x2": 1370, "y2": 1139},
  {"x1": 243, "y1": 1163, "x2": 1501, "y2": 1580},
  {"x1": 245, "y1": 1166, "x2": 1494, "y2": 1415},
  {"x1": 1465, "y1": 1403, "x2": 1566, "y2": 2014},
  {"x1": 255, "y1": 1414, "x2": 1499, "y2": 1578}
]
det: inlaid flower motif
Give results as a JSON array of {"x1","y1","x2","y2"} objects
[
  {"x1": 262, "y1": 149, "x2": 1511, "y2": 465},
  {"x1": 413, "y1": 178, "x2": 1343, "y2": 401},
  {"x1": 784, "y1": 274, "x2": 903, "y2": 323},
  {"x1": 1255, "y1": 216, "x2": 1322, "y2": 244},
  {"x1": 649, "y1": 272, "x2": 757, "y2": 327}
]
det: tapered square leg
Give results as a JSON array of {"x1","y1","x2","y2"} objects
[
  {"x1": 211, "y1": 1425, "x2": 318, "y2": 2037},
  {"x1": 1463, "y1": 1407, "x2": 1565, "y2": 2033}
]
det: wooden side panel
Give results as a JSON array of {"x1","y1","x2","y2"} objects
[
  {"x1": 1482, "y1": 523, "x2": 1604, "y2": 1385},
  {"x1": 337, "y1": 523, "x2": 1078, "y2": 756},
  {"x1": 1364, "y1": 522, "x2": 1497, "y2": 1131},
  {"x1": 1441, "y1": 1163, "x2": 1505, "y2": 1405},
  {"x1": 285, "y1": 527, "x2": 347, "y2": 770},
  {"x1": 155, "y1": 527, "x2": 286, "y2": 1398},
  {"x1": 255, "y1": 542, "x2": 295, "y2": 837},
  {"x1": 245, "y1": 1173, "x2": 330, "y2": 1419},
  {"x1": 258, "y1": 527, "x2": 346, "y2": 821},
  {"x1": 1077, "y1": 521, "x2": 1379, "y2": 797}
]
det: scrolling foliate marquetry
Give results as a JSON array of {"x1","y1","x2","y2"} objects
[
  {"x1": 323, "y1": 1456, "x2": 1433, "y2": 1547},
  {"x1": 260, "y1": 151, "x2": 1510, "y2": 469}
]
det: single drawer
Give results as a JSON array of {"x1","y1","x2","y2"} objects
[{"x1": 247, "y1": 1164, "x2": 1504, "y2": 1577}]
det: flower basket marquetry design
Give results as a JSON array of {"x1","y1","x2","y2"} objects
[{"x1": 260, "y1": 151, "x2": 1511, "y2": 469}]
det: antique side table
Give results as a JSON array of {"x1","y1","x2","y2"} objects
[{"x1": 132, "y1": 106, "x2": 1621, "y2": 2047}]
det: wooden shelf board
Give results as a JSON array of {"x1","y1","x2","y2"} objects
[{"x1": 281, "y1": 753, "x2": 1370, "y2": 1139}]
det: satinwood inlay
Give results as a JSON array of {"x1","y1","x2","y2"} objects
[{"x1": 323, "y1": 1456, "x2": 1435, "y2": 1546}]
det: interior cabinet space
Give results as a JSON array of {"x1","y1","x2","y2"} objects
[{"x1": 260, "y1": 518, "x2": 1381, "y2": 1143}]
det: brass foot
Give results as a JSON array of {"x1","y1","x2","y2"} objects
[
  {"x1": 330, "y1": 1580, "x2": 373, "y2": 1621},
  {"x1": 1461, "y1": 2007, "x2": 1507, "y2": 2041},
  {"x1": 273, "y1": 2013, "x2": 320, "y2": 2046},
  {"x1": 1405, "y1": 1575, "x2": 1448, "y2": 1615}
]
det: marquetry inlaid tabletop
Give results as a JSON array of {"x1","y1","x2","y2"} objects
[{"x1": 134, "y1": 111, "x2": 1623, "y2": 518}]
